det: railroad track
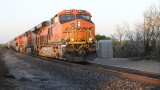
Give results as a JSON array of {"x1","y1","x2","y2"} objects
[
  {"x1": 18, "y1": 51, "x2": 160, "y2": 86},
  {"x1": 86, "y1": 63, "x2": 160, "y2": 86}
]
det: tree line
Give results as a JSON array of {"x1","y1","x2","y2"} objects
[{"x1": 96, "y1": 5, "x2": 160, "y2": 61}]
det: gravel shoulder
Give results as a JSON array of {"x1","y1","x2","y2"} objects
[
  {"x1": 0, "y1": 49, "x2": 14, "y2": 90},
  {"x1": 92, "y1": 58, "x2": 160, "y2": 73},
  {"x1": 0, "y1": 54, "x2": 5, "y2": 89},
  {"x1": 1, "y1": 50, "x2": 159, "y2": 90},
  {"x1": 1, "y1": 50, "x2": 79, "y2": 90}
]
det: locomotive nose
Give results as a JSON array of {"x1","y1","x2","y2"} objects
[{"x1": 72, "y1": 20, "x2": 94, "y2": 43}]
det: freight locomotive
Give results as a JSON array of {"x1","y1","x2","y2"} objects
[{"x1": 8, "y1": 9, "x2": 97, "y2": 62}]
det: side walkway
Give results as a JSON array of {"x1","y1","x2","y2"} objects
[{"x1": 91, "y1": 58, "x2": 160, "y2": 73}]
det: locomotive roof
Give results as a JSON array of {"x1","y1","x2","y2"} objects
[
  {"x1": 32, "y1": 9, "x2": 91, "y2": 33},
  {"x1": 55, "y1": 9, "x2": 92, "y2": 17}
]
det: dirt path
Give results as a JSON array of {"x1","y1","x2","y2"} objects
[
  {"x1": 92, "y1": 58, "x2": 160, "y2": 73},
  {"x1": 1, "y1": 50, "x2": 81, "y2": 90},
  {"x1": 0, "y1": 57, "x2": 5, "y2": 89},
  {"x1": 0, "y1": 48, "x2": 5, "y2": 88},
  {"x1": 0, "y1": 49, "x2": 13, "y2": 90}
]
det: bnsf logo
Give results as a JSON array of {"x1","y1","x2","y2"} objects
[{"x1": 65, "y1": 27, "x2": 94, "y2": 31}]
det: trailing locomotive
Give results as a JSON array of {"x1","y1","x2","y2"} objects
[{"x1": 8, "y1": 9, "x2": 97, "y2": 62}]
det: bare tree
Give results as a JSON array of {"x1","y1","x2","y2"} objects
[
  {"x1": 132, "y1": 5, "x2": 160, "y2": 57},
  {"x1": 126, "y1": 30, "x2": 134, "y2": 42},
  {"x1": 114, "y1": 22, "x2": 129, "y2": 46},
  {"x1": 142, "y1": 5, "x2": 160, "y2": 53},
  {"x1": 112, "y1": 4, "x2": 160, "y2": 59}
]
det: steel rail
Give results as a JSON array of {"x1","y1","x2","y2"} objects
[
  {"x1": 86, "y1": 63, "x2": 160, "y2": 86},
  {"x1": 88, "y1": 63, "x2": 160, "y2": 79}
]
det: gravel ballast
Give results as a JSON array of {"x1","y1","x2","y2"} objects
[{"x1": 1, "y1": 50, "x2": 160, "y2": 90}]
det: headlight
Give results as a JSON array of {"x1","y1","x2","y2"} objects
[
  {"x1": 78, "y1": 21, "x2": 80, "y2": 27},
  {"x1": 89, "y1": 38, "x2": 92, "y2": 41},
  {"x1": 78, "y1": 10, "x2": 85, "y2": 13},
  {"x1": 71, "y1": 38, "x2": 74, "y2": 41},
  {"x1": 65, "y1": 10, "x2": 72, "y2": 12}
]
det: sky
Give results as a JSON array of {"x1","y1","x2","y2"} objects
[{"x1": 0, "y1": 0, "x2": 159, "y2": 44}]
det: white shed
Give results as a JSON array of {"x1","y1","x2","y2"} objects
[{"x1": 98, "y1": 40, "x2": 113, "y2": 59}]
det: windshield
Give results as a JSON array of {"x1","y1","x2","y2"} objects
[
  {"x1": 76, "y1": 14, "x2": 91, "y2": 21},
  {"x1": 59, "y1": 14, "x2": 75, "y2": 24}
]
